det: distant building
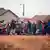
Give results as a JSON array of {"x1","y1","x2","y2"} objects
[
  {"x1": 0, "y1": 8, "x2": 19, "y2": 23},
  {"x1": 44, "y1": 15, "x2": 50, "y2": 22},
  {"x1": 33, "y1": 15, "x2": 50, "y2": 22}
]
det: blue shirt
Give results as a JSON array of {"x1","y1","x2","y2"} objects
[{"x1": 48, "y1": 22, "x2": 50, "y2": 26}]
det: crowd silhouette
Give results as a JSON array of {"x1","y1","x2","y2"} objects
[{"x1": 0, "y1": 19, "x2": 50, "y2": 35}]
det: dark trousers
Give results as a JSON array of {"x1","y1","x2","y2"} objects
[
  {"x1": 15, "y1": 31, "x2": 20, "y2": 35},
  {"x1": 45, "y1": 27, "x2": 50, "y2": 35}
]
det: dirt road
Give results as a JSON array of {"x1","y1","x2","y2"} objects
[{"x1": 0, "y1": 35, "x2": 49, "y2": 50}]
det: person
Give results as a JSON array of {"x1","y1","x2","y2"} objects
[
  {"x1": 36, "y1": 20, "x2": 42, "y2": 35},
  {"x1": 15, "y1": 21, "x2": 21, "y2": 35},
  {"x1": 32, "y1": 22, "x2": 36, "y2": 35},
  {"x1": 27, "y1": 21, "x2": 32, "y2": 35},
  {"x1": 42, "y1": 21, "x2": 47, "y2": 35},
  {"x1": 0, "y1": 22, "x2": 2, "y2": 34},
  {"x1": 10, "y1": 19, "x2": 16, "y2": 35},
  {"x1": 0, "y1": 20, "x2": 6, "y2": 35},
  {"x1": 45, "y1": 20, "x2": 50, "y2": 35},
  {"x1": 21, "y1": 21, "x2": 25, "y2": 34},
  {"x1": 24, "y1": 23, "x2": 28, "y2": 34},
  {"x1": 6, "y1": 22, "x2": 11, "y2": 35}
]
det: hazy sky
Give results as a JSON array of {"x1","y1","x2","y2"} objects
[{"x1": 0, "y1": 0, "x2": 50, "y2": 18}]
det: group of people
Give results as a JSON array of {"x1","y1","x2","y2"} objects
[{"x1": 0, "y1": 19, "x2": 50, "y2": 35}]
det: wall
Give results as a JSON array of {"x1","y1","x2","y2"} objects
[{"x1": 0, "y1": 11, "x2": 18, "y2": 23}]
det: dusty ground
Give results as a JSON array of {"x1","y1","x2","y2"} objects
[{"x1": 0, "y1": 35, "x2": 49, "y2": 50}]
